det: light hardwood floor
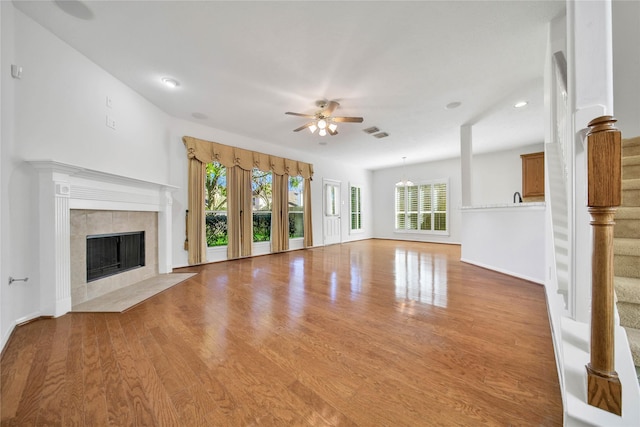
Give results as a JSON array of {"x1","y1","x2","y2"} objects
[{"x1": 1, "y1": 240, "x2": 562, "y2": 426}]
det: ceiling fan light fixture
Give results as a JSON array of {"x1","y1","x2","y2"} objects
[{"x1": 286, "y1": 100, "x2": 363, "y2": 136}]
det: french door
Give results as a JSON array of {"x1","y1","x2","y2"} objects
[{"x1": 323, "y1": 179, "x2": 342, "y2": 245}]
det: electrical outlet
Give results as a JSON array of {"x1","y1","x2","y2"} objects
[
  {"x1": 106, "y1": 96, "x2": 113, "y2": 108},
  {"x1": 106, "y1": 115, "x2": 116, "y2": 130}
]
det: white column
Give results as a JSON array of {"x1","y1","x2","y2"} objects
[
  {"x1": 571, "y1": 0, "x2": 614, "y2": 129},
  {"x1": 460, "y1": 124, "x2": 473, "y2": 207},
  {"x1": 38, "y1": 170, "x2": 72, "y2": 317},
  {"x1": 53, "y1": 181, "x2": 72, "y2": 315},
  {"x1": 568, "y1": 0, "x2": 614, "y2": 324}
]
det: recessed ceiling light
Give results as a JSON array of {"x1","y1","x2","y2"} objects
[
  {"x1": 445, "y1": 101, "x2": 462, "y2": 110},
  {"x1": 161, "y1": 77, "x2": 180, "y2": 88},
  {"x1": 514, "y1": 101, "x2": 528, "y2": 108}
]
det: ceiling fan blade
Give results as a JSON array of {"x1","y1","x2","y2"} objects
[
  {"x1": 322, "y1": 100, "x2": 339, "y2": 116},
  {"x1": 332, "y1": 116, "x2": 364, "y2": 123},
  {"x1": 293, "y1": 122, "x2": 314, "y2": 132},
  {"x1": 328, "y1": 127, "x2": 338, "y2": 136},
  {"x1": 286, "y1": 112, "x2": 315, "y2": 119}
]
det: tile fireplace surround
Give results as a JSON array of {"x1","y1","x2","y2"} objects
[
  {"x1": 71, "y1": 210, "x2": 158, "y2": 306},
  {"x1": 30, "y1": 161, "x2": 176, "y2": 317}
]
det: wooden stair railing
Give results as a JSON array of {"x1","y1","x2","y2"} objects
[{"x1": 586, "y1": 115, "x2": 623, "y2": 416}]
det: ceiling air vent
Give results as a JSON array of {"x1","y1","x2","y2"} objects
[
  {"x1": 363, "y1": 126, "x2": 379, "y2": 134},
  {"x1": 373, "y1": 132, "x2": 389, "y2": 139}
]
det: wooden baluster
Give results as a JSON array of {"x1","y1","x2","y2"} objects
[{"x1": 585, "y1": 115, "x2": 622, "y2": 416}]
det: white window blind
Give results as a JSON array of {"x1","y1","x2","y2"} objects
[
  {"x1": 350, "y1": 185, "x2": 362, "y2": 232},
  {"x1": 395, "y1": 180, "x2": 448, "y2": 233}
]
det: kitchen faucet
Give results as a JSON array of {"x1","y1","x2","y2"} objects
[{"x1": 513, "y1": 191, "x2": 523, "y2": 203}]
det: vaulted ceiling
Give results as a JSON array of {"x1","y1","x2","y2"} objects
[{"x1": 13, "y1": 0, "x2": 566, "y2": 170}]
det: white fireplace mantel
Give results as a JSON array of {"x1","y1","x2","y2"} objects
[{"x1": 29, "y1": 160, "x2": 177, "y2": 317}]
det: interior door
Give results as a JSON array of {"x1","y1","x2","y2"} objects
[{"x1": 323, "y1": 179, "x2": 342, "y2": 245}]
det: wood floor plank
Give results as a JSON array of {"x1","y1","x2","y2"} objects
[
  {"x1": 34, "y1": 315, "x2": 72, "y2": 426},
  {"x1": 61, "y1": 313, "x2": 86, "y2": 426},
  {"x1": 12, "y1": 320, "x2": 55, "y2": 426},
  {"x1": 80, "y1": 314, "x2": 108, "y2": 426},
  {"x1": 1, "y1": 240, "x2": 563, "y2": 425},
  {"x1": 93, "y1": 313, "x2": 134, "y2": 426},
  {"x1": 1, "y1": 320, "x2": 46, "y2": 423}
]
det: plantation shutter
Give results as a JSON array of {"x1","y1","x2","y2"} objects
[
  {"x1": 407, "y1": 185, "x2": 418, "y2": 230},
  {"x1": 433, "y1": 183, "x2": 447, "y2": 231},
  {"x1": 350, "y1": 186, "x2": 362, "y2": 230},
  {"x1": 395, "y1": 187, "x2": 406, "y2": 229},
  {"x1": 394, "y1": 179, "x2": 448, "y2": 234},
  {"x1": 420, "y1": 184, "x2": 432, "y2": 230}
]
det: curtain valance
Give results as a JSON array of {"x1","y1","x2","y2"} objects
[{"x1": 182, "y1": 136, "x2": 314, "y2": 179}]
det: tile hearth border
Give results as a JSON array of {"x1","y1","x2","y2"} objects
[{"x1": 71, "y1": 273, "x2": 196, "y2": 312}]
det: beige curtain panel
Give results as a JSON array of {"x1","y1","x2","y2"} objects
[
  {"x1": 271, "y1": 173, "x2": 290, "y2": 253},
  {"x1": 303, "y1": 177, "x2": 313, "y2": 248},
  {"x1": 226, "y1": 166, "x2": 253, "y2": 259},
  {"x1": 183, "y1": 136, "x2": 314, "y2": 265},
  {"x1": 183, "y1": 136, "x2": 314, "y2": 178},
  {"x1": 187, "y1": 158, "x2": 206, "y2": 265}
]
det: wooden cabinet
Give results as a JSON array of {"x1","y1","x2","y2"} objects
[{"x1": 520, "y1": 152, "x2": 544, "y2": 201}]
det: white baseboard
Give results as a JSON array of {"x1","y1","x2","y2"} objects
[
  {"x1": 1, "y1": 323, "x2": 16, "y2": 353},
  {"x1": 1, "y1": 309, "x2": 42, "y2": 353},
  {"x1": 460, "y1": 258, "x2": 544, "y2": 285}
]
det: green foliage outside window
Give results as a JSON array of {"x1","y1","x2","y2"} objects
[
  {"x1": 205, "y1": 164, "x2": 305, "y2": 246},
  {"x1": 206, "y1": 212, "x2": 228, "y2": 246}
]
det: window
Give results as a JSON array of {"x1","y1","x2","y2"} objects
[
  {"x1": 204, "y1": 165, "x2": 305, "y2": 245},
  {"x1": 395, "y1": 180, "x2": 448, "y2": 233},
  {"x1": 205, "y1": 162, "x2": 228, "y2": 246},
  {"x1": 325, "y1": 183, "x2": 340, "y2": 216},
  {"x1": 289, "y1": 176, "x2": 304, "y2": 238},
  {"x1": 252, "y1": 169, "x2": 272, "y2": 242},
  {"x1": 350, "y1": 185, "x2": 362, "y2": 232}
]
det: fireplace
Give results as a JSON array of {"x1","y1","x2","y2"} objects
[
  {"x1": 87, "y1": 231, "x2": 145, "y2": 282},
  {"x1": 30, "y1": 161, "x2": 175, "y2": 317},
  {"x1": 70, "y1": 210, "x2": 158, "y2": 305}
]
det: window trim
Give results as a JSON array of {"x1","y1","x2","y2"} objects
[{"x1": 394, "y1": 178, "x2": 449, "y2": 236}]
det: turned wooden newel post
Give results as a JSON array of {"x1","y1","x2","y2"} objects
[{"x1": 585, "y1": 115, "x2": 622, "y2": 416}]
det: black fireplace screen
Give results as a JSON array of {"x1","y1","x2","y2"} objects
[{"x1": 86, "y1": 231, "x2": 145, "y2": 282}]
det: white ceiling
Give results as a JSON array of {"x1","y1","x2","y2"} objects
[{"x1": 13, "y1": 0, "x2": 566, "y2": 170}]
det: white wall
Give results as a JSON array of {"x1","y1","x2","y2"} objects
[
  {"x1": 0, "y1": 6, "x2": 374, "y2": 350},
  {"x1": 13, "y1": 13, "x2": 172, "y2": 183},
  {"x1": 613, "y1": 0, "x2": 640, "y2": 138},
  {"x1": 0, "y1": 0, "x2": 9, "y2": 350},
  {"x1": 461, "y1": 205, "x2": 545, "y2": 283},
  {"x1": 1, "y1": 2, "x2": 36, "y2": 350},
  {"x1": 372, "y1": 157, "x2": 462, "y2": 244},
  {"x1": 471, "y1": 142, "x2": 544, "y2": 206}
]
